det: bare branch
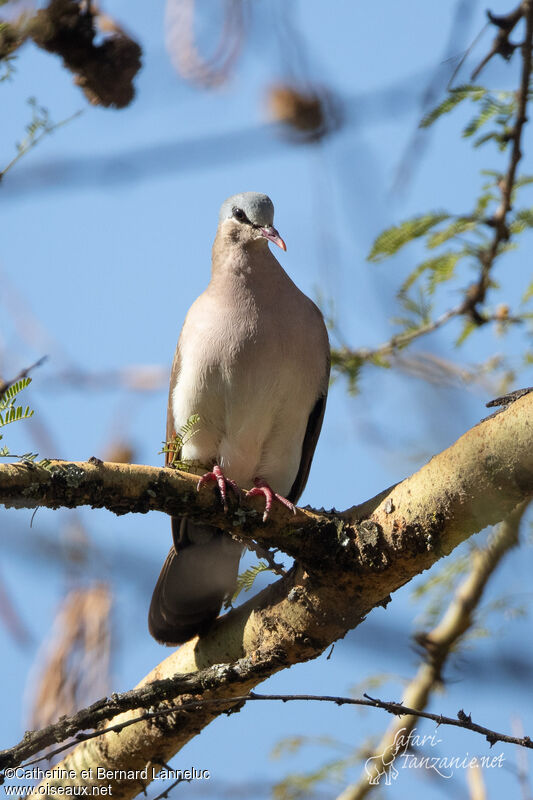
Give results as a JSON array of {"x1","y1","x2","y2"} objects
[
  {"x1": 0, "y1": 356, "x2": 47, "y2": 399},
  {"x1": 471, "y1": 4, "x2": 524, "y2": 80}
]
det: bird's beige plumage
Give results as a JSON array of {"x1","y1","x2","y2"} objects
[{"x1": 149, "y1": 192, "x2": 330, "y2": 645}]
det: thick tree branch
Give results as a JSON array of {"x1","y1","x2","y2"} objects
[
  {"x1": 1, "y1": 394, "x2": 532, "y2": 798},
  {"x1": 1, "y1": 392, "x2": 533, "y2": 568}
]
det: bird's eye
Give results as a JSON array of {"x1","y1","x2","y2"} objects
[{"x1": 232, "y1": 208, "x2": 246, "y2": 221}]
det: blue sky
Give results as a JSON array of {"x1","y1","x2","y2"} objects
[{"x1": 1, "y1": 0, "x2": 532, "y2": 797}]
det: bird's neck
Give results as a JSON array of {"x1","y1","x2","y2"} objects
[{"x1": 210, "y1": 230, "x2": 282, "y2": 287}]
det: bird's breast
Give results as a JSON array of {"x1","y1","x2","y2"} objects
[{"x1": 171, "y1": 283, "x2": 326, "y2": 492}]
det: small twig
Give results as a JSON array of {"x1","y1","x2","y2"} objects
[
  {"x1": 0, "y1": 112, "x2": 82, "y2": 183},
  {"x1": 151, "y1": 761, "x2": 191, "y2": 800},
  {"x1": 471, "y1": 4, "x2": 524, "y2": 80},
  {"x1": 360, "y1": 692, "x2": 532, "y2": 749},
  {"x1": 151, "y1": 775, "x2": 190, "y2": 800},
  {"x1": 334, "y1": 309, "x2": 524, "y2": 375},
  {"x1": 447, "y1": 21, "x2": 490, "y2": 89},
  {"x1": 337, "y1": 303, "x2": 464, "y2": 365},
  {"x1": 0, "y1": 356, "x2": 48, "y2": 398},
  {"x1": 245, "y1": 539, "x2": 287, "y2": 576}
]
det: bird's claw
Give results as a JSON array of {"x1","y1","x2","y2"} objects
[
  {"x1": 197, "y1": 464, "x2": 241, "y2": 511},
  {"x1": 246, "y1": 478, "x2": 296, "y2": 522}
]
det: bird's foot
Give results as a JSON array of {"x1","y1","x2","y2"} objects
[
  {"x1": 246, "y1": 478, "x2": 296, "y2": 523},
  {"x1": 197, "y1": 465, "x2": 241, "y2": 512}
]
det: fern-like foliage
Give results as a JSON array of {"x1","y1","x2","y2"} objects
[
  {"x1": 230, "y1": 561, "x2": 271, "y2": 604},
  {"x1": 510, "y1": 207, "x2": 533, "y2": 234},
  {"x1": 0, "y1": 377, "x2": 34, "y2": 428},
  {"x1": 1, "y1": 98, "x2": 82, "y2": 181},
  {"x1": 0, "y1": 377, "x2": 36, "y2": 460},
  {"x1": 160, "y1": 414, "x2": 200, "y2": 469},
  {"x1": 400, "y1": 252, "x2": 463, "y2": 295},
  {"x1": 0, "y1": 52, "x2": 16, "y2": 83},
  {"x1": 522, "y1": 279, "x2": 533, "y2": 304},
  {"x1": 420, "y1": 84, "x2": 486, "y2": 128},
  {"x1": 393, "y1": 287, "x2": 433, "y2": 332},
  {"x1": 368, "y1": 212, "x2": 450, "y2": 261}
]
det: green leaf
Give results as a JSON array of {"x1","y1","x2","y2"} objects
[
  {"x1": 368, "y1": 212, "x2": 450, "y2": 262},
  {"x1": 330, "y1": 349, "x2": 363, "y2": 394},
  {"x1": 474, "y1": 192, "x2": 496, "y2": 216},
  {"x1": 425, "y1": 252, "x2": 462, "y2": 294},
  {"x1": 514, "y1": 174, "x2": 533, "y2": 189},
  {"x1": 462, "y1": 97, "x2": 501, "y2": 138},
  {"x1": 510, "y1": 208, "x2": 533, "y2": 234},
  {"x1": 0, "y1": 377, "x2": 31, "y2": 407},
  {"x1": 401, "y1": 252, "x2": 463, "y2": 294},
  {"x1": 473, "y1": 131, "x2": 501, "y2": 148},
  {"x1": 231, "y1": 562, "x2": 271, "y2": 603},
  {"x1": 393, "y1": 287, "x2": 433, "y2": 331},
  {"x1": 522, "y1": 280, "x2": 533, "y2": 304},
  {"x1": 455, "y1": 319, "x2": 477, "y2": 347},
  {"x1": 160, "y1": 414, "x2": 200, "y2": 466},
  {"x1": 420, "y1": 85, "x2": 486, "y2": 128},
  {"x1": 427, "y1": 217, "x2": 478, "y2": 248}
]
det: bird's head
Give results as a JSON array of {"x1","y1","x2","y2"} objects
[{"x1": 218, "y1": 192, "x2": 287, "y2": 252}]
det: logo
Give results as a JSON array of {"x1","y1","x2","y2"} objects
[{"x1": 364, "y1": 727, "x2": 505, "y2": 785}]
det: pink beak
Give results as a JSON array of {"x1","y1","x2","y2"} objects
[{"x1": 260, "y1": 226, "x2": 287, "y2": 251}]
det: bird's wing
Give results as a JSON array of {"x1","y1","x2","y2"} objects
[{"x1": 287, "y1": 350, "x2": 330, "y2": 504}]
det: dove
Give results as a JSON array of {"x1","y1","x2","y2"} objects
[{"x1": 149, "y1": 192, "x2": 330, "y2": 644}]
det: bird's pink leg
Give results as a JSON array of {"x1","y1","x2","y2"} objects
[
  {"x1": 246, "y1": 478, "x2": 296, "y2": 522},
  {"x1": 197, "y1": 464, "x2": 241, "y2": 512}
]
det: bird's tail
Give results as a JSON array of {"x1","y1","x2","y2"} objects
[{"x1": 148, "y1": 517, "x2": 242, "y2": 645}]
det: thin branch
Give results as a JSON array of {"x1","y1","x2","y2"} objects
[
  {"x1": 151, "y1": 771, "x2": 190, "y2": 800},
  {"x1": 3, "y1": 690, "x2": 531, "y2": 782},
  {"x1": 0, "y1": 356, "x2": 47, "y2": 399},
  {"x1": 469, "y1": 0, "x2": 533, "y2": 315},
  {"x1": 471, "y1": 4, "x2": 524, "y2": 80},
  {"x1": 359, "y1": 693, "x2": 532, "y2": 749},
  {"x1": 0, "y1": 110, "x2": 82, "y2": 183},
  {"x1": 335, "y1": 303, "x2": 464, "y2": 366},
  {"x1": 333, "y1": 308, "x2": 525, "y2": 373},
  {"x1": 447, "y1": 21, "x2": 490, "y2": 89}
]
